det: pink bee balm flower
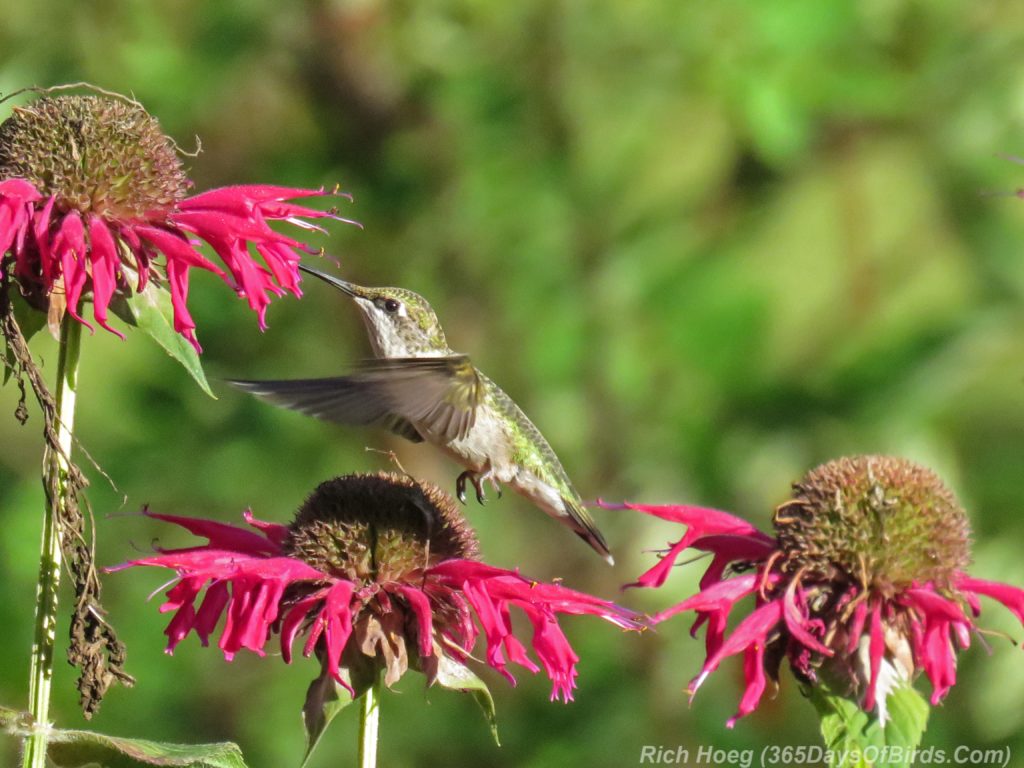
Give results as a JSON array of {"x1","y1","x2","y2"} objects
[
  {"x1": 0, "y1": 93, "x2": 356, "y2": 350},
  {"x1": 111, "y1": 473, "x2": 641, "y2": 705},
  {"x1": 613, "y1": 455, "x2": 1024, "y2": 727}
]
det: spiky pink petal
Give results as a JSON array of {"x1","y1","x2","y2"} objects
[
  {"x1": 55, "y1": 211, "x2": 89, "y2": 327},
  {"x1": 86, "y1": 216, "x2": 124, "y2": 337},
  {"x1": 142, "y1": 510, "x2": 283, "y2": 556},
  {"x1": 321, "y1": 581, "x2": 356, "y2": 688},
  {"x1": 400, "y1": 585, "x2": 435, "y2": 657},
  {"x1": 688, "y1": 600, "x2": 783, "y2": 698},
  {"x1": 863, "y1": 603, "x2": 885, "y2": 711},
  {"x1": 604, "y1": 502, "x2": 773, "y2": 589},
  {"x1": 727, "y1": 644, "x2": 768, "y2": 728},
  {"x1": 782, "y1": 577, "x2": 832, "y2": 657},
  {"x1": 1, "y1": 178, "x2": 352, "y2": 347},
  {"x1": 112, "y1": 510, "x2": 635, "y2": 704},
  {"x1": 623, "y1": 475, "x2": 1024, "y2": 726},
  {"x1": 957, "y1": 575, "x2": 1024, "y2": 624}
]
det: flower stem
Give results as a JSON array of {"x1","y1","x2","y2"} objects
[
  {"x1": 358, "y1": 676, "x2": 381, "y2": 768},
  {"x1": 22, "y1": 316, "x2": 82, "y2": 768}
]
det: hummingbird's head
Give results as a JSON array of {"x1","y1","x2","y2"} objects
[{"x1": 300, "y1": 265, "x2": 450, "y2": 357}]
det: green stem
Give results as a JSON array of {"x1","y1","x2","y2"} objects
[
  {"x1": 22, "y1": 316, "x2": 82, "y2": 768},
  {"x1": 358, "y1": 677, "x2": 381, "y2": 768}
]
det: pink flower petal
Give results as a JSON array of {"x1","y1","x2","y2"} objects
[
  {"x1": 607, "y1": 502, "x2": 769, "y2": 537},
  {"x1": 525, "y1": 610, "x2": 579, "y2": 702},
  {"x1": 957, "y1": 575, "x2": 1024, "y2": 625},
  {"x1": 143, "y1": 510, "x2": 284, "y2": 555},
  {"x1": 727, "y1": 643, "x2": 768, "y2": 728},
  {"x1": 609, "y1": 502, "x2": 774, "y2": 590},
  {"x1": 280, "y1": 592, "x2": 327, "y2": 664},
  {"x1": 323, "y1": 581, "x2": 356, "y2": 691},
  {"x1": 241, "y1": 509, "x2": 291, "y2": 548},
  {"x1": 689, "y1": 600, "x2": 783, "y2": 697},
  {"x1": 134, "y1": 225, "x2": 225, "y2": 275},
  {"x1": 460, "y1": 579, "x2": 519, "y2": 684},
  {"x1": 782, "y1": 577, "x2": 832, "y2": 657},
  {"x1": 0, "y1": 177, "x2": 42, "y2": 201},
  {"x1": 863, "y1": 603, "x2": 884, "y2": 712},
  {"x1": 693, "y1": 534, "x2": 776, "y2": 590},
  {"x1": 651, "y1": 572, "x2": 759, "y2": 624},
  {"x1": 177, "y1": 184, "x2": 333, "y2": 210},
  {"x1": 0, "y1": 181, "x2": 38, "y2": 270},
  {"x1": 87, "y1": 216, "x2": 125, "y2": 338},
  {"x1": 54, "y1": 211, "x2": 92, "y2": 328},
  {"x1": 32, "y1": 196, "x2": 57, "y2": 281},
  {"x1": 399, "y1": 585, "x2": 435, "y2": 657},
  {"x1": 118, "y1": 513, "x2": 628, "y2": 703},
  {"x1": 164, "y1": 256, "x2": 201, "y2": 352},
  {"x1": 193, "y1": 581, "x2": 231, "y2": 645}
]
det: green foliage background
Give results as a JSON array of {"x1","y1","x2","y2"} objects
[{"x1": 3, "y1": 2, "x2": 1024, "y2": 766}]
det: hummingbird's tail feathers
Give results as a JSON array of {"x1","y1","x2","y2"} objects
[{"x1": 563, "y1": 495, "x2": 615, "y2": 566}]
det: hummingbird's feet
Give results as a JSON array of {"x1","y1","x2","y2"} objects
[
  {"x1": 456, "y1": 470, "x2": 501, "y2": 505},
  {"x1": 456, "y1": 470, "x2": 476, "y2": 504}
]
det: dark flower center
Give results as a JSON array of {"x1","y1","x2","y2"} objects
[
  {"x1": 773, "y1": 455, "x2": 971, "y2": 595},
  {"x1": 284, "y1": 473, "x2": 479, "y2": 584},
  {"x1": 0, "y1": 94, "x2": 188, "y2": 220}
]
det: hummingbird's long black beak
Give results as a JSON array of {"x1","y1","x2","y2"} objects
[{"x1": 298, "y1": 263, "x2": 360, "y2": 298}]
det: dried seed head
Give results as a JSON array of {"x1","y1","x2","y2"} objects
[
  {"x1": 285, "y1": 473, "x2": 479, "y2": 584},
  {"x1": 0, "y1": 95, "x2": 188, "y2": 220},
  {"x1": 773, "y1": 455, "x2": 971, "y2": 596}
]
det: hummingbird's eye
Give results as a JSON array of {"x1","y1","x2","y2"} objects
[{"x1": 383, "y1": 298, "x2": 401, "y2": 314}]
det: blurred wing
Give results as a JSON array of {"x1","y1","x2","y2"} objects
[
  {"x1": 385, "y1": 417, "x2": 427, "y2": 443},
  {"x1": 357, "y1": 356, "x2": 483, "y2": 442},
  {"x1": 228, "y1": 376, "x2": 394, "y2": 425},
  {"x1": 228, "y1": 355, "x2": 482, "y2": 444}
]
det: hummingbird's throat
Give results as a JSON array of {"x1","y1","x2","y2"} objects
[
  {"x1": 772, "y1": 455, "x2": 971, "y2": 595},
  {"x1": 284, "y1": 473, "x2": 479, "y2": 584}
]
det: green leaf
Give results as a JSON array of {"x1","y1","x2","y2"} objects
[
  {"x1": 46, "y1": 733, "x2": 248, "y2": 768},
  {"x1": 0, "y1": 705, "x2": 248, "y2": 768},
  {"x1": 808, "y1": 679, "x2": 929, "y2": 768},
  {"x1": 431, "y1": 654, "x2": 500, "y2": 746},
  {"x1": 301, "y1": 670, "x2": 358, "y2": 768},
  {"x1": 123, "y1": 283, "x2": 215, "y2": 398},
  {"x1": 108, "y1": 293, "x2": 139, "y2": 329},
  {"x1": 11, "y1": 293, "x2": 47, "y2": 342},
  {"x1": 301, "y1": 659, "x2": 377, "y2": 768}
]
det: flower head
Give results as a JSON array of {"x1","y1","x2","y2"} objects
[
  {"x1": 112, "y1": 473, "x2": 640, "y2": 703},
  {"x1": 0, "y1": 92, "x2": 355, "y2": 350},
  {"x1": 615, "y1": 455, "x2": 1024, "y2": 726}
]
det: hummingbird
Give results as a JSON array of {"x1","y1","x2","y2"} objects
[{"x1": 230, "y1": 264, "x2": 614, "y2": 565}]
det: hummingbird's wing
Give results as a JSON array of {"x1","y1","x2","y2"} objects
[
  {"x1": 228, "y1": 375, "x2": 403, "y2": 430},
  {"x1": 358, "y1": 357, "x2": 484, "y2": 442},
  {"x1": 229, "y1": 356, "x2": 483, "y2": 444}
]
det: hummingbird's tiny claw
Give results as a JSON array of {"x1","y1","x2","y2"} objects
[
  {"x1": 476, "y1": 468, "x2": 502, "y2": 501},
  {"x1": 455, "y1": 470, "x2": 472, "y2": 505},
  {"x1": 456, "y1": 469, "x2": 489, "y2": 505},
  {"x1": 467, "y1": 471, "x2": 486, "y2": 505}
]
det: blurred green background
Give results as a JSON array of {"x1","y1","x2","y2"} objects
[{"x1": 3, "y1": 1, "x2": 1024, "y2": 766}]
